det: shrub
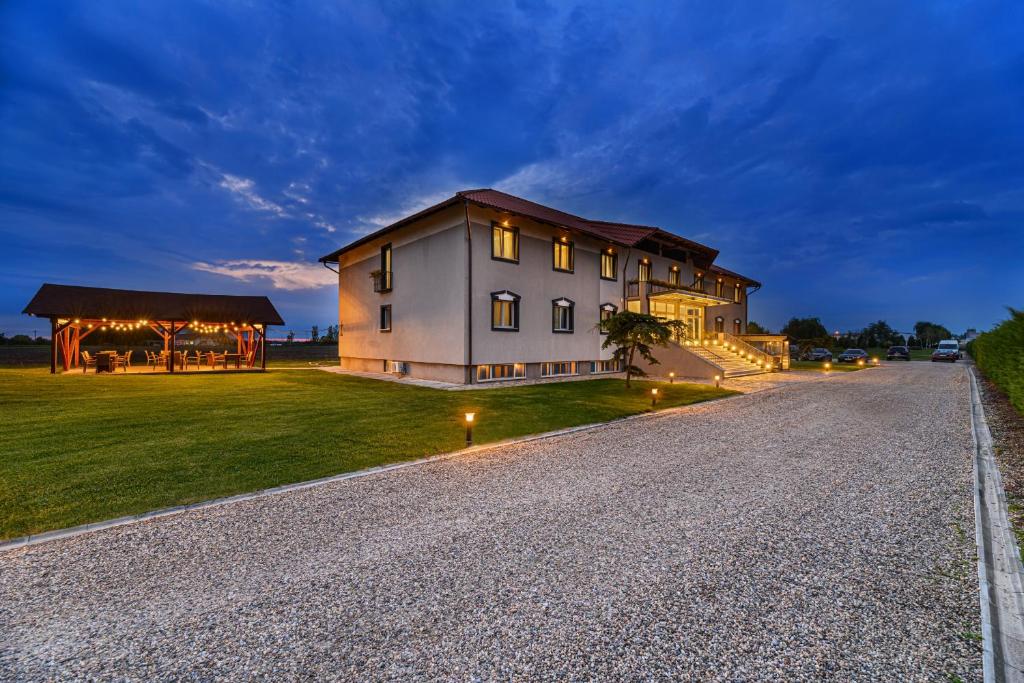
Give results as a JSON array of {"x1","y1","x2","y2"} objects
[{"x1": 970, "y1": 308, "x2": 1024, "y2": 413}]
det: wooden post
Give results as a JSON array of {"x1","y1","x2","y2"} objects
[
  {"x1": 169, "y1": 322, "x2": 176, "y2": 373},
  {"x1": 50, "y1": 318, "x2": 57, "y2": 374},
  {"x1": 260, "y1": 327, "x2": 266, "y2": 370}
]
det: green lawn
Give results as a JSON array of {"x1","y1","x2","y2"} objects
[{"x1": 0, "y1": 369, "x2": 735, "y2": 540}]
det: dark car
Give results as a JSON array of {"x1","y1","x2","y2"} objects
[
  {"x1": 931, "y1": 340, "x2": 961, "y2": 363},
  {"x1": 801, "y1": 347, "x2": 833, "y2": 362},
  {"x1": 837, "y1": 348, "x2": 869, "y2": 363},
  {"x1": 886, "y1": 345, "x2": 910, "y2": 361}
]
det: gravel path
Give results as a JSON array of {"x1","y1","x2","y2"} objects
[{"x1": 0, "y1": 363, "x2": 981, "y2": 681}]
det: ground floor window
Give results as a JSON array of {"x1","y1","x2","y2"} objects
[
  {"x1": 476, "y1": 363, "x2": 525, "y2": 382},
  {"x1": 599, "y1": 303, "x2": 617, "y2": 333},
  {"x1": 590, "y1": 359, "x2": 621, "y2": 374},
  {"x1": 541, "y1": 361, "x2": 577, "y2": 377},
  {"x1": 714, "y1": 316, "x2": 724, "y2": 333},
  {"x1": 733, "y1": 318, "x2": 742, "y2": 334}
]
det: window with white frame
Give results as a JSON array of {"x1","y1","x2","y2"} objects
[
  {"x1": 590, "y1": 359, "x2": 620, "y2": 373},
  {"x1": 541, "y1": 361, "x2": 576, "y2": 377},
  {"x1": 552, "y1": 297, "x2": 574, "y2": 333},
  {"x1": 599, "y1": 303, "x2": 617, "y2": 334},
  {"x1": 476, "y1": 363, "x2": 525, "y2": 382},
  {"x1": 491, "y1": 290, "x2": 520, "y2": 331}
]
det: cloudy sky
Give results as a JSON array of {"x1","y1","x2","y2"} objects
[{"x1": 2, "y1": 0, "x2": 1022, "y2": 337}]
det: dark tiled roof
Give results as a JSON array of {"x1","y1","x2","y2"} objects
[
  {"x1": 709, "y1": 264, "x2": 761, "y2": 287},
  {"x1": 22, "y1": 284, "x2": 285, "y2": 325},
  {"x1": 320, "y1": 188, "x2": 719, "y2": 262}
]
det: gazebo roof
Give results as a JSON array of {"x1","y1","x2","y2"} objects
[{"x1": 23, "y1": 284, "x2": 285, "y2": 326}]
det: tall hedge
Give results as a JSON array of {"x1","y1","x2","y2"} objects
[{"x1": 970, "y1": 308, "x2": 1024, "y2": 412}]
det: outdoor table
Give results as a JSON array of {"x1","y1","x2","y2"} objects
[
  {"x1": 95, "y1": 351, "x2": 117, "y2": 373},
  {"x1": 223, "y1": 353, "x2": 242, "y2": 369}
]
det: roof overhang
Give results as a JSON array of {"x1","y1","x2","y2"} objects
[{"x1": 648, "y1": 290, "x2": 732, "y2": 307}]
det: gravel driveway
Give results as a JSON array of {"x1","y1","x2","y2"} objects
[{"x1": 0, "y1": 363, "x2": 981, "y2": 681}]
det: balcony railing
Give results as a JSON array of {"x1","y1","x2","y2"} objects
[
  {"x1": 372, "y1": 270, "x2": 393, "y2": 293},
  {"x1": 627, "y1": 279, "x2": 729, "y2": 300}
]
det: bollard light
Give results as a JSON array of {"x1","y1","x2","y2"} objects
[
  {"x1": 464, "y1": 412, "x2": 475, "y2": 446},
  {"x1": 871, "y1": 357, "x2": 879, "y2": 365},
  {"x1": 824, "y1": 362, "x2": 831, "y2": 371},
  {"x1": 669, "y1": 371, "x2": 675, "y2": 384},
  {"x1": 651, "y1": 387, "x2": 659, "y2": 407},
  {"x1": 857, "y1": 358, "x2": 865, "y2": 367},
  {"x1": 714, "y1": 374, "x2": 721, "y2": 389}
]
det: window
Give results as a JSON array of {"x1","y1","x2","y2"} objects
[
  {"x1": 491, "y1": 291, "x2": 520, "y2": 331},
  {"x1": 491, "y1": 223, "x2": 519, "y2": 263},
  {"x1": 668, "y1": 266, "x2": 681, "y2": 286},
  {"x1": 590, "y1": 359, "x2": 621, "y2": 374},
  {"x1": 694, "y1": 272, "x2": 705, "y2": 291},
  {"x1": 553, "y1": 238, "x2": 574, "y2": 272},
  {"x1": 477, "y1": 363, "x2": 525, "y2": 382},
  {"x1": 379, "y1": 304, "x2": 392, "y2": 332},
  {"x1": 638, "y1": 259, "x2": 652, "y2": 282},
  {"x1": 733, "y1": 319, "x2": 742, "y2": 335},
  {"x1": 716, "y1": 279, "x2": 724, "y2": 297},
  {"x1": 734, "y1": 283, "x2": 743, "y2": 303},
  {"x1": 626, "y1": 300, "x2": 642, "y2": 313},
  {"x1": 599, "y1": 303, "x2": 617, "y2": 334},
  {"x1": 714, "y1": 316, "x2": 724, "y2": 333},
  {"x1": 552, "y1": 298, "x2": 575, "y2": 333},
  {"x1": 541, "y1": 361, "x2": 576, "y2": 377},
  {"x1": 601, "y1": 250, "x2": 617, "y2": 280},
  {"x1": 376, "y1": 243, "x2": 393, "y2": 292}
]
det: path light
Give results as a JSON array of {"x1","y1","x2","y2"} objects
[
  {"x1": 651, "y1": 387, "x2": 659, "y2": 407},
  {"x1": 464, "y1": 412, "x2": 475, "y2": 446},
  {"x1": 824, "y1": 362, "x2": 831, "y2": 372},
  {"x1": 871, "y1": 357, "x2": 879, "y2": 365},
  {"x1": 714, "y1": 374, "x2": 721, "y2": 389},
  {"x1": 857, "y1": 359, "x2": 865, "y2": 367},
  {"x1": 669, "y1": 371, "x2": 676, "y2": 384}
]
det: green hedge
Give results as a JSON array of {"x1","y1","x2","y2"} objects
[{"x1": 970, "y1": 308, "x2": 1024, "y2": 412}]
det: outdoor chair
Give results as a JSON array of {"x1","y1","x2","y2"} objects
[
  {"x1": 145, "y1": 350, "x2": 160, "y2": 370},
  {"x1": 81, "y1": 351, "x2": 96, "y2": 373},
  {"x1": 177, "y1": 351, "x2": 191, "y2": 370},
  {"x1": 209, "y1": 351, "x2": 227, "y2": 369}
]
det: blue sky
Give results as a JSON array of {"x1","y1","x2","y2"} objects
[{"x1": 2, "y1": 0, "x2": 1022, "y2": 337}]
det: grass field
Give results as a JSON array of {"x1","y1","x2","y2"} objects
[{"x1": 0, "y1": 368, "x2": 735, "y2": 540}]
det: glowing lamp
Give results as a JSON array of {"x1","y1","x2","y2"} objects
[
  {"x1": 714, "y1": 374, "x2": 721, "y2": 388},
  {"x1": 464, "y1": 412, "x2": 475, "y2": 446},
  {"x1": 824, "y1": 362, "x2": 831, "y2": 371},
  {"x1": 669, "y1": 371, "x2": 675, "y2": 384}
]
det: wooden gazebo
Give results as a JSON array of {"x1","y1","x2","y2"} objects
[{"x1": 23, "y1": 284, "x2": 285, "y2": 374}]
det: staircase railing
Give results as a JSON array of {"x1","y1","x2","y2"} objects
[{"x1": 704, "y1": 332, "x2": 775, "y2": 369}]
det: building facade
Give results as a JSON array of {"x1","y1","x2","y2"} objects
[{"x1": 321, "y1": 189, "x2": 780, "y2": 384}]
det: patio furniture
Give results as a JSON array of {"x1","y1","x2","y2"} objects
[
  {"x1": 81, "y1": 351, "x2": 97, "y2": 373},
  {"x1": 145, "y1": 350, "x2": 162, "y2": 370},
  {"x1": 224, "y1": 352, "x2": 242, "y2": 369},
  {"x1": 208, "y1": 351, "x2": 227, "y2": 369},
  {"x1": 95, "y1": 351, "x2": 117, "y2": 373},
  {"x1": 112, "y1": 350, "x2": 132, "y2": 372}
]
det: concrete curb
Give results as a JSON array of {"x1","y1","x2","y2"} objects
[
  {"x1": 969, "y1": 366, "x2": 1024, "y2": 682},
  {"x1": 2, "y1": 384, "x2": 779, "y2": 553}
]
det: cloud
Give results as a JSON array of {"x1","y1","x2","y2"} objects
[
  {"x1": 218, "y1": 173, "x2": 287, "y2": 216},
  {"x1": 193, "y1": 259, "x2": 335, "y2": 290}
]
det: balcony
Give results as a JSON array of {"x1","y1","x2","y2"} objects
[
  {"x1": 627, "y1": 278, "x2": 730, "y2": 303},
  {"x1": 372, "y1": 270, "x2": 393, "y2": 293}
]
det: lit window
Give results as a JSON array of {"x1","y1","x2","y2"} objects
[
  {"x1": 379, "y1": 304, "x2": 392, "y2": 332},
  {"x1": 491, "y1": 291, "x2": 520, "y2": 331},
  {"x1": 601, "y1": 251, "x2": 617, "y2": 280},
  {"x1": 694, "y1": 272, "x2": 705, "y2": 291},
  {"x1": 477, "y1": 363, "x2": 525, "y2": 382},
  {"x1": 734, "y1": 283, "x2": 742, "y2": 303},
  {"x1": 599, "y1": 303, "x2": 617, "y2": 334},
  {"x1": 716, "y1": 279, "x2": 724, "y2": 297},
  {"x1": 541, "y1": 361, "x2": 577, "y2": 377},
  {"x1": 638, "y1": 259, "x2": 652, "y2": 282},
  {"x1": 552, "y1": 298, "x2": 575, "y2": 333},
  {"x1": 668, "y1": 266, "x2": 681, "y2": 286},
  {"x1": 553, "y1": 238, "x2": 574, "y2": 272},
  {"x1": 491, "y1": 223, "x2": 519, "y2": 263},
  {"x1": 626, "y1": 300, "x2": 642, "y2": 313},
  {"x1": 590, "y1": 359, "x2": 621, "y2": 374}
]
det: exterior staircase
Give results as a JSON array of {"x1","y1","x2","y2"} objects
[{"x1": 680, "y1": 341, "x2": 768, "y2": 378}]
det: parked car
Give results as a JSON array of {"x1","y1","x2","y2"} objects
[
  {"x1": 801, "y1": 347, "x2": 833, "y2": 362},
  {"x1": 886, "y1": 345, "x2": 911, "y2": 361},
  {"x1": 931, "y1": 340, "x2": 961, "y2": 363},
  {"x1": 837, "y1": 348, "x2": 869, "y2": 363}
]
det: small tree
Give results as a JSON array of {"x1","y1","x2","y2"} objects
[
  {"x1": 310, "y1": 325, "x2": 320, "y2": 343},
  {"x1": 747, "y1": 321, "x2": 769, "y2": 334},
  {"x1": 599, "y1": 312, "x2": 684, "y2": 388}
]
